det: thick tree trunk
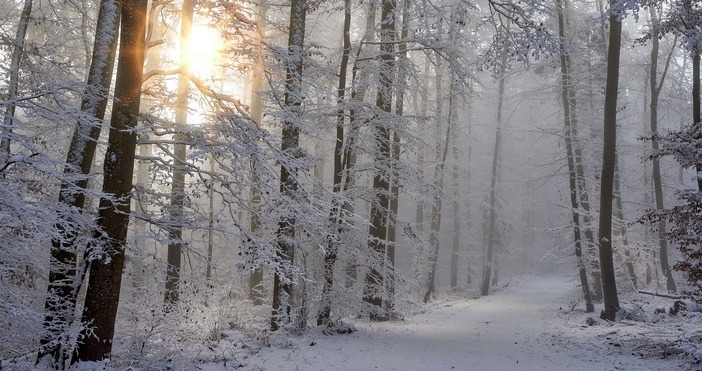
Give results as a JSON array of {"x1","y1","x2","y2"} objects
[
  {"x1": 73, "y1": 0, "x2": 148, "y2": 362},
  {"x1": 556, "y1": 0, "x2": 594, "y2": 313},
  {"x1": 598, "y1": 7, "x2": 622, "y2": 321},
  {"x1": 0, "y1": 0, "x2": 32, "y2": 165},
  {"x1": 38, "y1": 0, "x2": 121, "y2": 366},
  {"x1": 271, "y1": 0, "x2": 307, "y2": 331},
  {"x1": 363, "y1": 0, "x2": 396, "y2": 319}
]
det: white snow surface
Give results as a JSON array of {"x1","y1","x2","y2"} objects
[
  {"x1": 197, "y1": 275, "x2": 696, "y2": 371},
  {"x1": 19, "y1": 274, "x2": 702, "y2": 370}
]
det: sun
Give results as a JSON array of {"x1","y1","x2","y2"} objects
[{"x1": 182, "y1": 24, "x2": 222, "y2": 78}]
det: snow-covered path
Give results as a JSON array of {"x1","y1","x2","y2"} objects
[{"x1": 242, "y1": 275, "x2": 686, "y2": 370}]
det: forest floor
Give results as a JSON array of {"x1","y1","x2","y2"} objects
[
  {"x1": 14, "y1": 274, "x2": 702, "y2": 370},
  {"x1": 193, "y1": 274, "x2": 702, "y2": 371}
]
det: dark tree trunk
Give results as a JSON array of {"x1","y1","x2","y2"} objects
[
  {"x1": 0, "y1": 0, "x2": 32, "y2": 164},
  {"x1": 598, "y1": 7, "x2": 622, "y2": 321},
  {"x1": 271, "y1": 0, "x2": 307, "y2": 331},
  {"x1": 648, "y1": 6, "x2": 677, "y2": 294},
  {"x1": 38, "y1": 0, "x2": 121, "y2": 366},
  {"x1": 73, "y1": 0, "x2": 148, "y2": 361},
  {"x1": 317, "y1": 0, "x2": 352, "y2": 326},
  {"x1": 363, "y1": 0, "x2": 396, "y2": 319}
]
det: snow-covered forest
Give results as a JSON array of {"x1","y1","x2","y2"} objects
[{"x1": 3, "y1": 0, "x2": 702, "y2": 369}]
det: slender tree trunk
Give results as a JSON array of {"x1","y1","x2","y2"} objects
[
  {"x1": 481, "y1": 71, "x2": 506, "y2": 296},
  {"x1": 363, "y1": 0, "x2": 396, "y2": 319},
  {"x1": 423, "y1": 113, "x2": 452, "y2": 303},
  {"x1": 73, "y1": 0, "x2": 148, "y2": 361},
  {"x1": 694, "y1": 52, "x2": 701, "y2": 192},
  {"x1": 450, "y1": 141, "x2": 460, "y2": 288},
  {"x1": 247, "y1": 0, "x2": 268, "y2": 306},
  {"x1": 556, "y1": 0, "x2": 594, "y2": 312},
  {"x1": 0, "y1": 0, "x2": 32, "y2": 165},
  {"x1": 271, "y1": 0, "x2": 307, "y2": 331},
  {"x1": 38, "y1": 0, "x2": 121, "y2": 366},
  {"x1": 613, "y1": 154, "x2": 637, "y2": 289},
  {"x1": 649, "y1": 7, "x2": 677, "y2": 293},
  {"x1": 164, "y1": 0, "x2": 195, "y2": 308},
  {"x1": 317, "y1": 0, "x2": 352, "y2": 326},
  {"x1": 598, "y1": 6, "x2": 622, "y2": 321}
]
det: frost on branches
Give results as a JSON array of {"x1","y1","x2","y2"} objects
[{"x1": 648, "y1": 124, "x2": 702, "y2": 301}]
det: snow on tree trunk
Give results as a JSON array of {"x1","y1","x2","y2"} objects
[{"x1": 73, "y1": 0, "x2": 148, "y2": 362}]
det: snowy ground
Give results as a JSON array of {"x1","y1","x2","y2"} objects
[
  {"x1": 198, "y1": 275, "x2": 700, "y2": 371},
  {"x1": 9, "y1": 274, "x2": 702, "y2": 370}
]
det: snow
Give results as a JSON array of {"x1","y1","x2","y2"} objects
[
  {"x1": 22, "y1": 274, "x2": 700, "y2": 370},
  {"x1": 195, "y1": 275, "x2": 693, "y2": 370}
]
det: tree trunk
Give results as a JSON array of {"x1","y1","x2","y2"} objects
[
  {"x1": 73, "y1": 0, "x2": 148, "y2": 361},
  {"x1": 271, "y1": 0, "x2": 307, "y2": 331},
  {"x1": 248, "y1": 0, "x2": 268, "y2": 306},
  {"x1": 0, "y1": 0, "x2": 32, "y2": 165},
  {"x1": 363, "y1": 0, "x2": 395, "y2": 320},
  {"x1": 598, "y1": 6, "x2": 622, "y2": 321},
  {"x1": 481, "y1": 70, "x2": 506, "y2": 297},
  {"x1": 38, "y1": 0, "x2": 121, "y2": 366},
  {"x1": 648, "y1": 6, "x2": 677, "y2": 294},
  {"x1": 164, "y1": 0, "x2": 195, "y2": 308},
  {"x1": 613, "y1": 154, "x2": 637, "y2": 289},
  {"x1": 317, "y1": 0, "x2": 352, "y2": 326},
  {"x1": 450, "y1": 141, "x2": 460, "y2": 288},
  {"x1": 423, "y1": 109, "x2": 452, "y2": 303},
  {"x1": 556, "y1": 0, "x2": 594, "y2": 313}
]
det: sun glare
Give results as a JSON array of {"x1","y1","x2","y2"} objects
[{"x1": 182, "y1": 24, "x2": 222, "y2": 77}]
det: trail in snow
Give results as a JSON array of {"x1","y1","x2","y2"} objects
[{"x1": 244, "y1": 275, "x2": 686, "y2": 371}]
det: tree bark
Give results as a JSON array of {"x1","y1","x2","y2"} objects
[
  {"x1": 73, "y1": 0, "x2": 148, "y2": 361},
  {"x1": 318, "y1": 0, "x2": 352, "y2": 326},
  {"x1": 248, "y1": 0, "x2": 268, "y2": 306},
  {"x1": 648, "y1": 6, "x2": 677, "y2": 294},
  {"x1": 481, "y1": 70, "x2": 506, "y2": 297},
  {"x1": 598, "y1": 6, "x2": 622, "y2": 321},
  {"x1": 363, "y1": 0, "x2": 396, "y2": 319},
  {"x1": 423, "y1": 110, "x2": 452, "y2": 303},
  {"x1": 164, "y1": 0, "x2": 195, "y2": 308},
  {"x1": 38, "y1": 0, "x2": 121, "y2": 366},
  {"x1": 0, "y1": 0, "x2": 32, "y2": 165},
  {"x1": 271, "y1": 0, "x2": 307, "y2": 331},
  {"x1": 556, "y1": 0, "x2": 594, "y2": 313}
]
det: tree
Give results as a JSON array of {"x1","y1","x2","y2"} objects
[
  {"x1": 38, "y1": 0, "x2": 121, "y2": 366},
  {"x1": 73, "y1": 0, "x2": 148, "y2": 361},
  {"x1": 363, "y1": 0, "x2": 396, "y2": 319},
  {"x1": 556, "y1": 0, "x2": 594, "y2": 312},
  {"x1": 647, "y1": 6, "x2": 677, "y2": 294},
  {"x1": 0, "y1": 0, "x2": 32, "y2": 165},
  {"x1": 164, "y1": 0, "x2": 195, "y2": 308},
  {"x1": 271, "y1": 0, "x2": 308, "y2": 331},
  {"x1": 598, "y1": 1, "x2": 623, "y2": 321}
]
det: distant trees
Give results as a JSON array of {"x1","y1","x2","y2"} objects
[{"x1": 5, "y1": 0, "x2": 702, "y2": 365}]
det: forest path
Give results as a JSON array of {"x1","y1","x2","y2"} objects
[{"x1": 246, "y1": 275, "x2": 685, "y2": 370}]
